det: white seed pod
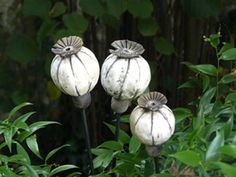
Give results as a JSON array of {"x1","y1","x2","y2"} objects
[
  {"x1": 101, "y1": 40, "x2": 151, "y2": 100},
  {"x1": 130, "y1": 92, "x2": 175, "y2": 146},
  {"x1": 50, "y1": 36, "x2": 100, "y2": 96}
]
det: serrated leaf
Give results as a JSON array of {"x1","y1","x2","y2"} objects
[
  {"x1": 127, "y1": 0, "x2": 153, "y2": 18},
  {"x1": 80, "y1": 0, "x2": 104, "y2": 16},
  {"x1": 138, "y1": 17, "x2": 159, "y2": 36},
  {"x1": 6, "y1": 34, "x2": 38, "y2": 66},
  {"x1": 171, "y1": 150, "x2": 201, "y2": 167},
  {"x1": 45, "y1": 144, "x2": 70, "y2": 163},
  {"x1": 26, "y1": 135, "x2": 42, "y2": 159},
  {"x1": 49, "y1": 165, "x2": 78, "y2": 176},
  {"x1": 221, "y1": 48, "x2": 236, "y2": 61},
  {"x1": 153, "y1": 37, "x2": 175, "y2": 55},
  {"x1": 129, "y1": 136, "x2": 141, "y2": 154},
  {"x1": 63, "y1": 12, "x2": 89, "y2": 34},
  {"x1": 99, "y1": 141, "x2": 123, "y2": 151}
]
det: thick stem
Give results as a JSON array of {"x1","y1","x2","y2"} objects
[{"x1": 81, "y1": 109, "x2": 94, "y2": 175}]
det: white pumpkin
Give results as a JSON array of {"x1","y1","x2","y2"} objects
[
  {"x1": 50, "y1": 36, "x2": 100, "y2": 96},
  {"x1": 130, "y1": 92, "x2": 175, "y2": 146},
  {"x1": 101, "y1": 40, "x2": 151, "y2": 100}
]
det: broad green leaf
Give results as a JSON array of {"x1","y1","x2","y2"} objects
[
  {"x1": 50, "y1": 2, "x2": 66, "y2": 18},
  {"x1": 213, "y1": 162, "x2": 236, "y2": 177},
  {"x1": 99, "y1": 141, "x2": 123, "y2": 151},
  {"x1": 127, "y1": 0, "x2": 153, "y2": 18},
  {"x1": 6, "y1": 34, "x2": 38, "y2": 66},
  {"x1": 189, "y1": 64, "x2": 218, "y2": 76},
  {"x1": 63, "y1": 12, "x2": 89, "y2": 34},
  {"x1": 199, "y1": 87, "x2": 216, "y2": 111},
  {"x1": 16, "y1": 142, "x2": 31, "y2": 163},
  {"x1": 206, "y1": 130, "x2": 224, "y2": 161},
  {"x1": 221, "y1": 48, "x2": 236, "y2": 61},
  {"x1": 172, "y1": 108, "x2": 192, "y2": 123},
  {"x1": 0, "y1": 167, "x2": 19, "y2": 177},
  {"x1": 49, "y1": 165, "x2": 78, "y2": 176},
  {"x1": 22, "y1": 0, "x2": 51, "y2": 18},
  {"x1": 80, "y1": 0, "x2": 104, "y2": 16},
  {"x1": 47, "y1": 81, "x2": 61, "y2": 100},
  {"x1": 218, "y1": 42, "x2": 234, "y2": 55},
  {"x1": 106, "y1": 0, "x2": 126, "y2": 18},
  {"x1": 104, "y1": 122, "x2": 130, "y2": 144},
  {"x1": 138, "y1": 17, "x2": 159, "y2": 36},
  {"x1": 129, "y1": 136, "x2": 141, "y2": 154},
  {"x1": 8, "y1": 154, "x2": 28, "y2": 163},
  {"x1": 24, "y1": 163, "x2": 39, "y2": 177},
  {"x1": 202, "y1": 75, "x2": 210, "y2": 91},
  {"x1": 218, "y1": 144, "x2": 236, "y2": 158},
  {"x1": 11, "y1": 90, "x2": 28, "y2": 105},
  {"x1": 225, "y1": 91, "x2": 236, "y2": 102},
  {"x1": 219, "y1": 73, "x2": 236, "y2": 84},
  {"x1": 45, "y1": 144, "x2": 70, "y2": 163},
  {"x1": 170, "y1": 150, "x2": 201, "y2": 167},
  {"x1": 120, "y1": 114, "x2": 130, "y2": 123},
  {"x1": 93, "y1": 150, "x2": 113, "y2": 169},
  {"x1": 182, "y1": 0, "x2": 221, "y2": 18},
  {"x1": 153, "y1": 37, "x2": 175, "y2": 55},
  {"x1": 26, "y1": 135, "x2": 42, "y2": 159},
  {"x1": 91, "y1": 148, "x2": 112, "y2": 156},
  {"x1": 7, "y1": 102, "x2": 32, "y2": 120},
  {"x1": 114, "y1": 162, "x2": 137, "y2": 176}
]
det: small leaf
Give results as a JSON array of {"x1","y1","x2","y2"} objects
[
  {"x1": 45, "y1": 144, "x2": 70, "y2": 163},
  {"x1": 212, "y1": 162, "x2": 236, "y2": 177},
  {"x1": 221, "y1": 48, "x2": 236, "y2": 61},
  {"x1": 7, "y1": 102, "x2": 32, "y2": 120},
  {"x1": 63, "y1": 12, "x2": 89, "y2": 34},
  {"x1": 170, "y1": 150, "x2": 201, "y2": 167},
  {"x1": 206, "y1": 130, "x2": 224, "y2": 161},
  {"x1": 218, "y1": 144, "x2": 236, "y2": 158},
  {"x1": 189, "y1": 64, "x2": 218, "y2": 76},
  {"x1": 49, "y1": 165, "x2": 78, "y2": 176},
  {"x1": 26, "y1": 135, "x2": 42, "y2": 159},
  {"x1": 129, "y1": 136, "x2": 141, "y2": 154},
  {"x1": 153, "y1": 37, "x2": 175, "y2": 55},
  {"x1": 99, "y1": 141, "x2": 123, "y2": 151},
  {"x1": 80, "y1": 0, "x2": 104, "y2": 16},
  {"x1": 127, "y1": 0, "x2": 153, "y2": 18},
  {"x1": 138, "y1": 17, "x2": 159, "y2": 36},
  {"x1": 50, "y1": 2, "x2": 66, "y2": 18},
  {"x1": 13, "y1": 112, "x2": 36, "y2": 126}
]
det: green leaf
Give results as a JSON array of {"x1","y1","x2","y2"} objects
[
  {"x1": 172, "y1": 108, "x2": 192, "y2": 123},
  {"x1": 178, "y1": 80, "x2": 198, "y2": 89},
  {"x1": 45, "y1": 144, "x2": 70, "y2": 163},
  {"x1": 4, "y1": 128, "x2": 13, "y2": 151},
  {"x1": 199, "y1": 87, "x2": 216, "y2": 111},
  {"x1": 206, "y1": 130, "x2": 224, "y2": 161},
  {"x1": 22, "y1": 0, "x2": 51, "y2": 18},
  {"x1": 7, "y1": 102, "x2": 32, "y2": 120},
  {"x1": 218, "y1": 144, "x2": 236, "y2": 158},
  {"x1": 170, "y1": 150, "x2": 201, "y2": 167},
  {"x1": 221, "y1": 48, "x2": 236, "y2": 61},
  {"x1": 50, "y1": 2, "x2": 66, "y2": 18},
  {"x1": 24, "y1": 163, "x2": 39, "y2": 177},
  {"x1": 104, "y1": 122, "x2": 130, "y2": 144},
  {"x1": 218, "y1": 42, "x2": 234, "y2": 55},
  {"x1": 219, "y1": 73, "x2": 236, "y2": 84},
  {"x1": 26, "y1": 135, "x2": 42, "y2": 159},
  {"x1": 99, "y1": 141, "x2": 123, "y2": 151},
  {"x1": 0, "y1": 167, "x2": 19, "y2": 177},
  {"x1": 80, "y1": 0, "x2": 105, "y2": 16},
  {"x1": 212, "y1": 162, "x2": 236, "y2": 177},
  {"x1": 47, "y1": 81, "x2": 61, "y2": 101},
  {"x1": 16, "y1": 142, "x2": 31, "y2": 163},
  {"x1": 153, "y1": 37, "x2": 175, "y2": 55},
  {"x1": 6, "y1": 34, "x2": 38, "y2": 66},
  {"x1": 106, "y1": 0, "x2": 126, "y2": 18},
  {"x1": 49, "y1": 165, "x2": 78, "y2": 176},
  {"x1": 225, "y1": 91, "x2": 236, "y2": 102},
  {"x1": 129, "y1": 136, "x2": 141, "y2": 154},
  {"x1": 63, "y1": 12, "x2": 89, "y2": 34},
  {"x1": 151, "y1": 174, "x2": 173, "y2": 177},
  {"x1": 138, "y1": 17, "x2": 159, "y2": 36},
  {"x1": 127, "y1": 0, "x2": 153, "y2": 18},
  {"x1": 120, "y1": 114, "x2": 130, "y2": 123},
  {"x1": 93, "y1": 150, "x2": 113, "y2": 169},
  {"x1": 37, "y1": 20, "x2": 57, "y2": 44},
  {"x1": 189, "y1": 64, "x2": 218, "y2": 76},
  {"x1": 13, "y1": 112, "x2": 35, "y2": 126}
]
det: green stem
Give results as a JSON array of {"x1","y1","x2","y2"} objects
[
  {"x1": 114, "y1": 113, "x2": 121, "y2": 141},
  {"x1": 154, "y1": 157, "x2": 160, "y2": 173}
]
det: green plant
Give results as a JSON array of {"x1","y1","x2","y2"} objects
[
  {"x1": 91, "y1": 32, "x2": 236, "y2": 177},
  {"x1": 0, "y1": 102, "x2": 79, "y2": 177}
]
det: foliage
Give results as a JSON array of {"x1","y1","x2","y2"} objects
[
  {"x1": 92, "y1": 33, "x2": 236, "y2": 176},
  {"x1": 0, "y1": 102, "x2": 79, "y2": 176}
]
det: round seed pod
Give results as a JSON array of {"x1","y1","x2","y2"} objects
[
  {"x1": 101, "y1": 40, "x2": 151, "y2": 100},
  {"x1": 130, "y1": 92, "x2": 175, "y2": 146},
  {"x1": 50, "y1": 36, "x2": 100, "y2": 96}
]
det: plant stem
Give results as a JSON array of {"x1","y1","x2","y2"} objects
[
  {"x1": 114, "y1": 113, "x2": 121, "y2": 141},
  {"x1": 154, "y1": 156, "x2": 160, "y2": 173},
  {"x1": 81, "y1": 109, "x2": 94, "y2": 175}
]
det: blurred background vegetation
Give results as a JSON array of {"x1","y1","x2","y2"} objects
[{"x1": 0, "y1": 0, "x2": 236, "y2": 174}]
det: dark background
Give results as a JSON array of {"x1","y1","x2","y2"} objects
[{"x1": 0, "y1": 0, "x2": 236, "y2": 173}]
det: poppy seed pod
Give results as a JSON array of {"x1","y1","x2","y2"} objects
[
  {"x1": 50, "y1": 36, "x2": 100, "y2": 97},
  {"x1": 130, "y1": 92, "x2": 175, "y2": 146},
  {"x1": 101, "y1": 40, "x2": 151, "y2": 101}
]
